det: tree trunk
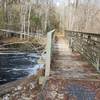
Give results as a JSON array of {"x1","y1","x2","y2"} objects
[{"x1": 27, "y1": 4, "x2": 32, "y2": 40}]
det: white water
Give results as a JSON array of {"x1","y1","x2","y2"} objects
[{"x1": 0, "y1": 53, "x2": 44, "y2": 85}]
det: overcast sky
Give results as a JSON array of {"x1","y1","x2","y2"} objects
[
  {"x1": 54, "y1": 0, "x2": 68, "y2": 6},
  {"x1": 54, "y1": 0, "x2": 100, "y2": 8}
]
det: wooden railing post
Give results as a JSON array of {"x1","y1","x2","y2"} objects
[
  {"x1": 97, "y1": 56, "x2": 100, "y2": 71},
  {"x1": 45, "y1": 30, "x2": 55, "y2": 77},
  {"x1": 80, "y1": 34, "x2": 83, "y2": 54}
]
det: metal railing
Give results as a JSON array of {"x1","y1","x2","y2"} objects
[
  {"x1": 65, "y1": 30, "x2": 100, "y2": 71},
  {"x1": 45, "y1": 29, "x2": 55, "y2": 77}
]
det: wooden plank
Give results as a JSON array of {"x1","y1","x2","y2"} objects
[{"x1": 0, "y1": 29, "x2": 34, "y2": 37}]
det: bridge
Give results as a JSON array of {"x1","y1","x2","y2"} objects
[
  {"x1": 39, "y1": 30, "x2": 100, "y2": 100},
  {"x1": 0, "y1": 29, "x2": 100, "y2": 99}
]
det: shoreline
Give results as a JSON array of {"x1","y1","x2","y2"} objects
[{"x1": 0, "y1": 65, "x2": 44, "y2": 98}]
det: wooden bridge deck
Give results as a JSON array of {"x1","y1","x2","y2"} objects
[
  {"x1": 40, "y1": 35, "x2": 100, "y2": 100},
  {"x1": 51, "y1": 35, "x2": 99, "y2": 79}
]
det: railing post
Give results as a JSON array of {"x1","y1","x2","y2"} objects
[
  {"x1": 80, "y1": 34, "x2": 84, "y2": 54},
  {"x1": 71, "y1": 32, "x2": 75, "y2": 52},
  {"x1": 97, "y1": 56, "x2": 100, "y2": 71},
  {"x1": 45, "y1": 32, "x2": 51, "y2": 77},
  {"x1": 45, "y1": 30, "x2": 55, "y2": 77},
  {"x1": 69, "y1": 35, "x2": 72, "y2": 48}
]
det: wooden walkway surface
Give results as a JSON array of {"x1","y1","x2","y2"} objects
[
  {"x1": 51, "y1": 35, "x2": 99, "y2": 79},
  {"x1": 40, "y1": 35, "x2": 100, "y2": 100}
]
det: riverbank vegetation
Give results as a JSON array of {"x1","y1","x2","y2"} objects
[
  {"x1": 0, "y1": 0, "x2": 60, "y2": 53},
  {"x1": 3, "y1": 36, "x2": 46, "y2": 53},
  {"x1": 0, "y1": 0, "x2": 60, "y2": 40}
]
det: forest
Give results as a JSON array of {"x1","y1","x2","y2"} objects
[
  {"x1": 65, "y1": 0, "x2": 100, "y2": 33},
  {"x1": 0, "y1": 0, "x2": 100, "y2": 100},
  {"x1": 0, "y1": 0, "x2": 60, "y2": 40},
  {"x1": 0, "y1": 0, "x2": 100, "y2": 40}
]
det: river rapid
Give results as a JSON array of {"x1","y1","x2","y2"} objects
[{"x1": 0, "y1": 52, "x2": 43, "y2": 85}]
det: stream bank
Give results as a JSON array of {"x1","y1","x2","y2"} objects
[{"x1": 0, "y1": 36, "x2": 46, "y2": 99}]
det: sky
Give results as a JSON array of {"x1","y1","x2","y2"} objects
[
  {"x1": 54, "y1": 0, "x2": 65, "y2": 6},
  {"x1": 54, "y1": 0, "x2": 100, "y2": 8},
  {"x1": 54, "y1": 0, "x2": 69, "y2": 7}
]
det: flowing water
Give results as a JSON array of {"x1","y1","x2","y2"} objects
[{"x1": 0, "y1": 52, "x2": 42, "y2": 85}]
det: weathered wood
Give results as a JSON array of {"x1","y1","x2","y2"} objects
[
  {"x1": 65, "y1": 30, "x2": 100, "y2": 71},
  {"x1": 0, "y1": 29, "x2": 34, "y2": 37},
  {"x1": 45, "y1": 29, "x2": 55, "y2": 77}
]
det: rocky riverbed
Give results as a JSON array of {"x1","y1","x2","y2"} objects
[
  {"x1": 0, "y1": 68, "x2": 44, "y2": 100},
  {"x1": 0, "y1": 53, "x2": 43, "y2": 85}
]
